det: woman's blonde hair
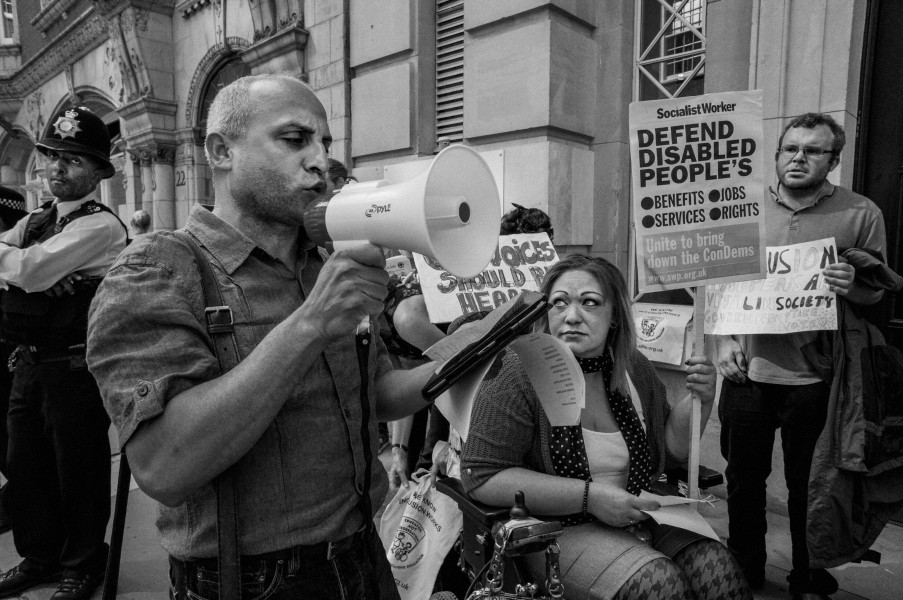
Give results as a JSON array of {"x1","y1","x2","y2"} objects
[{"x1": 536, "y1": 254, "x2": 636, "y2": 395}]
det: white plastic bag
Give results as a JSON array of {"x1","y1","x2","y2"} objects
[{"x1": 379, "y1": 474, "x2": 463, "y2": 600}]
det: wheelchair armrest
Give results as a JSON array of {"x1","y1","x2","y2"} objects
[
  {"x1": 436, "y1": 477, "x2": 510, "y2": 529},
  {"x1": 663, "y1": 464, "x2": 724, "y2": 489}
]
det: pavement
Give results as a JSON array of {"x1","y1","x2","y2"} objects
[{"x1": 0, "y1": 429, "x2": 899, "y2": 600}]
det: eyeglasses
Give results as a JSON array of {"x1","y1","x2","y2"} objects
[{"x1": 779, "y1": 145, "x2": 835, "y2": 159}]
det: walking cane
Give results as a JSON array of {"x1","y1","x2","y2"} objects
[{"x1": 103, "y1": 452, "x2": 131, "y2": 600}]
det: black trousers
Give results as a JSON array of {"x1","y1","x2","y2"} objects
[
  {"x1": 6, "y1": 357, "x2": 111, "y2": 571},
  {"x1": 719, "y1": 378, "x2": 829, "y2": 575},
  {"x1": 0, "y1": 341, "x2": 16, "y2": 477}
]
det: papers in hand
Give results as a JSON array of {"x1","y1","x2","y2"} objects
[
  {"x1": 431, "y1": 332, "x2": 584, "y2": 441},
  {"x1": 638, "y1": 491, "x2": 719, "y2": 541},
  {"x1": 510, "y1": 334, "x2": 584, "y2": 426}
]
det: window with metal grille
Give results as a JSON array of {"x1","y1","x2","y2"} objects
[
  {"x1": 661, "y1": 0, "x2": 704, "y2": 82},
  {"x1": 635, "y1": 0, "x2": 706, "y2": 101},
  {"x1": 631, "y1": 0, "x2": 706, "y2": 301},
  {"x1": 436, "y1": 0, "x2": 464, "y2": 148}
]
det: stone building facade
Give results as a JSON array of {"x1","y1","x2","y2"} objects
[{"x1": 0, "y1": 0, "x2": 880, "y2": 271}]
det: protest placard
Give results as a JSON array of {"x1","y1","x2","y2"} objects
[
  {"x1": 632, "y1": 303, "x2": 694, "y2": 368},
  {"x1": 629, "y1": 90, "x2": 767, "y2": 292},
  {"x1": 415, "y1": 232, "x2": 559, "y2": 323},
  {"x1": 704, "y1": 238, "x2": 838, "y2": 335}
]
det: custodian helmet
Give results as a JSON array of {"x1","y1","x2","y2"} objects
[{"x1": 35, "y1": 106, "x2": 116, "y2": 179}]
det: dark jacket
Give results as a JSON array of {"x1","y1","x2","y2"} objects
[{"x1": 802, "y1": 248, "x2": 903, "y2": 568}]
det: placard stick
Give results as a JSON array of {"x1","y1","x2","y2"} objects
[{"x1": 689, "y1": 285, "x2": 705, "y2": 502}]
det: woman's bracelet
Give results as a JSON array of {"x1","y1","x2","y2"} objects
[
  {"x1": 582, "y1": 479, "x2": 591, "y2": 518},
  {"x1": 391, "y1": 443, "x2": 408, "y2": 453}
]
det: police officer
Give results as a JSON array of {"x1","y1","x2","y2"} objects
[
  {"x1": 0, "y1": 185, "x2": 27, "y2": 535},
  {"x1": 0, "y1": 107, "x2": 127, "y2": 600},
  {"x1": 0, "y1": 186, "x2": 27, "y2": 231}
]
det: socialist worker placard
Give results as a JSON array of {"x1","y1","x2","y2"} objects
[{"x1": 629, "y1": 90, "x2": 767, "y2": 292}]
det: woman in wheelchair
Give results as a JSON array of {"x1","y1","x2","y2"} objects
[{"x1": 461, "y1": 254, "x2": 752, "y2": 600}]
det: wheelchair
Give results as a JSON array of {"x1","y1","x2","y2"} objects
[
  {"x1": 436, "y1": 478, "x2": 564, "y2": 599},
  {"x1": 433, "y1": 466, "x2": 723, "y2": 599}
]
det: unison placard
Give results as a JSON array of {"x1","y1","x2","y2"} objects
[{"x1": 704, "y1": 238, "x2": 838, "y2": 335}]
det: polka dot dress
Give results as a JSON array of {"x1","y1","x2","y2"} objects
[{"x1": 549, "y1": 353, "x2": 654, "y2": 525}]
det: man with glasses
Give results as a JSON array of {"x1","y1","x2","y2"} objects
[{"x1": 714, "y1": 113, "x2": 886, "y2": 599}]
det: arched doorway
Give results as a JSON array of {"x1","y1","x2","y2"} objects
[{"x1": 193, "y1": 56, "x2": 252, "y2": 207}]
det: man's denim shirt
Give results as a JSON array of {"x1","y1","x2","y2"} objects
[{"x1": 87, "y1": 205, "x2": 392, "y2": 559}]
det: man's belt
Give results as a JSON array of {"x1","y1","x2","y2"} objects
[
  {"x1": 174, "y1": 528, "x2": 367, "y2": 571},
  {"x1": 15, "y1": 343, "x2": 86, "y2": 364}
]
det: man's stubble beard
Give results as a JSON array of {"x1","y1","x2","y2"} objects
[
  {"x1": 233, "y1": 166, "x2": 308, "y2": 228},
  {"x1": 779, "y1": 168, "x2": 828, "y2": 194}
]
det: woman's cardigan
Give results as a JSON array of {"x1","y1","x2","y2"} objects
[{"x1": 461, "y1": 348, "x2": 677, "y2": 495}]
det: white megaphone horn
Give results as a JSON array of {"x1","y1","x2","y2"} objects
[{"x1": 303, "y1": 144, "x2": 501, "y2": 278}]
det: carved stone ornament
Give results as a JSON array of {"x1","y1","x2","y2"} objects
[
  {"x1": 121, "y1": 7, "x2": 149, "y2": 32},
  {"x1": 0, "y1": 14, "x2": 106, "y2": 101},
  {"x1": 24, "y1": 91, "x2": 46, "y2": 142},
  {"x1": 249, "y1": 0, "x2": 303, "y2": 43},
  {"x1": 181, "y1": 0, "x2": 212, "y2": 19},
  {"x1": 93, "y1": 1, "x2": 175, "y2": 17},
  {"x1": 127, "y1": 148, "x2": 152, "y2": 164},
  {"x1": 153, "y1": 146, "x2": 176, "y2": 164}
]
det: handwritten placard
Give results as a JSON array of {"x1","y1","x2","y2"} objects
[
  {"x1": 416, "y1": 232, "x2": 559, "y2": 323},
  {"x1": 629, "y1": 91, "x2": 767, "y2": 291},
  {"x1": 704, "y1": 238, "x2": 838, "y2": 335}
]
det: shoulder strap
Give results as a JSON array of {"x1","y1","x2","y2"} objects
[
  {"x1": 63, "y1": 200, "x2": 131, "y2": 244},
  {"x1": 171, "y1": 230, "x2": 241, "y2": 600},
  {"x1": 50, "y1": 200, "x2": 132, "y2": 245}
]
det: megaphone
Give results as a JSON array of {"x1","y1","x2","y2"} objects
[{"x1": 303, "y1": 144, "x2": 501, "y2": 278}]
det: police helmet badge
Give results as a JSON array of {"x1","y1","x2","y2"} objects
[{"x1": 52, "y1": 110, "x2": 82, "y2": 140}]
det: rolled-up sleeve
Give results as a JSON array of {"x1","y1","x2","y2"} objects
[
  {"x1": 461, "y1": 352, "x2": 540, "y2": 493},
  {"x1": 87, "y1": 236, "x2": 219, "y2": 449}
]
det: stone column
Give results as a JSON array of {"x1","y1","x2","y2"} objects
[
  {"x1": 137, "y1": 148, "x2": 154, "y2": 215},
  {"x1": 175, "y1": 128, "x2": 204, "y2": 227},
  {"x1": 0, "y1": 165, "x2": 16, "y2": 185},
  {"x1": 152, "y1": 146, "x2": 176, "y2": 231},
  {"x1": 124, "y1": 151, "x2": 143, "y2": 215},
  {"x1": 97, "y1": 155, "x2": 122, "y2": 212},
  {"x1": 22, "y1": 180, "x2": 46, "y2": 212}
]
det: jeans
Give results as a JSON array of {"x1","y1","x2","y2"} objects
[
  {"x1": 7, "y1": 357, "x2": 111, "y2": 570},
  {"x1": 168, "y1": 527, "x2": 400, "y2": 600},
  {"x1": 718, "y1": 378, "x2": 828, "y2": 576}
]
